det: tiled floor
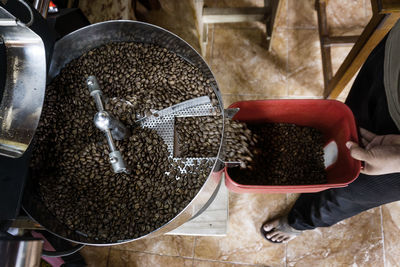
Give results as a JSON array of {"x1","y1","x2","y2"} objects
[{"x1": 78, "y1": 0, "x2": 400, "y2": 266}]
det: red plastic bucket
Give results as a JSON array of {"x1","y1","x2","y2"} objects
[{"x1": 224, "y1": 99, "x2": 361, "y2": 193}]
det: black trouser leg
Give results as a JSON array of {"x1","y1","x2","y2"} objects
[
  {"x1": 288, "y1": 173, "x2": 400, "y2": 230},
  {"x1": 287, "y1": 34, "x2": 400, "y2": 231}
]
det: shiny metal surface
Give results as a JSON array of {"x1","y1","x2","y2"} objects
[
  {"x1": 87, "y1": 76, "x2": 130, "y2": 141},
  {"x1": 87, "y1": 75, "x2": 129, "y2": 173},
  {"x1": 94, "y1": 111, "x2": 129, "y2": 141},
  {"x1": 135, "y1": 96, "x2": 212, "y2": 123},
  {"x1": 23, "y1": 21, "x2": 225, "y2": 245},
  {"x1": 33, "y1": 0, "x2": 50, "y2": 18},
  {"x1": 0, "y1": 238, "x2": 43, "y2": 267},
  {"x1": 0, "y1": 7, "x2": 46, "y2": 158}
]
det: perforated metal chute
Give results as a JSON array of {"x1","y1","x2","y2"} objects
[{"x1": 140, "y1": 102, "x2": 221, "y2": 176}]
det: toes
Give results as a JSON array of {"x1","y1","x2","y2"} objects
[
  {"x1": 270, "y1": 233, "x2": 280, "y2": 242},
  {"x1": 269, "y1": 233, "x2": 291, "y2": 243},
  {"x1": 276, "y1": 235, "x2": 285, "y2": 243},
  {"x1": 266, "y1": 231, "x2": 277, "y2": 239},
  {"x1": 263, "y1": 219, "x2": 280, "y2": 232},
  {"x1": 261, "y1": 218, "x2": 295, "y2": 244},
  {"x1": 266, "y1": 230, "x2": 277, "y2": 239}
]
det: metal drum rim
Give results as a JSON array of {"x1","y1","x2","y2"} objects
[{"x1": 23, "y1": 20, "x2": 225, "y2": 245}]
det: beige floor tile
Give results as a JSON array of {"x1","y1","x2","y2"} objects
[
  {"x1": 194, "y1": 259, "x2": 258, "y2": 266},
  {"x1": 140, "y1": 0, "x2": 196, "y2": 30},
  {"x1": 331, "y1": 46, "x2": 352, "y2": 75},
  {"x1": 326, "y1": 0, "x2": 370, "y2": 35},
  {"x1": 287, "y1": 0, "x2": 317, "y2": 29},
  {"x1": 113, "y1": 235, "x2": 195, "y2": 257},
  {"x1": 194, "y1": 193, "x2": 287, "y2": 266},
  {"x1": 108, "y1": 250, "x2": 193, "y2": 267},
  {"x1": 80, "y1": 246, "x2": 110, "y2": 267},
  {"x1": 382, "y1": 202, "x2": 400, "y2": 267},
  {"x1": 211, "y1": 26, "x2": 287, "y2": 96},
  {"x1": 287, "y1": 58, "x2": 324, "y2": 97},
  {"x1": 287, "y1": 207, "x2": 384, "y2": 266},
  {"x1": 168, "y1": 27, "x2": 202, "y2": 53},
  {"x1": 79, "y1": 0, "x2": 136, "y2": 23},
  {"x1": 204, "y1": 24, "x2": 215, "y2": 62},
  {"x1": 274, "y1": 0, "x2": 288, "y2": 29},
  {"x1": 204, "y1": 0, "x2": 264, "y2": 8},
  {"x1": 287, "y1": 29, "x2": 320, "y2": 74},
  {"x1": 222, "y1": 94, "x2": 276, "y2": 108},
  {"x1": 286, "y1": 193, "x2": 300, "y2": 211},
  {"x1": 287, "y1": 29, "x2": 323, "y2": 96},
  {"x1": 139, "y1": 0, "x2": 200, "y2": 51},
  {"x1": 365, "y1": 0, "x2": 373, "y2": 19},
  {"x1": 328, "y1": 46, "x2": 358, "y2": 101}
]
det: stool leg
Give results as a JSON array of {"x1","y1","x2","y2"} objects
[
  {"x1": 316, "y1": 0, "x2": 333, "y2": 92},
  {"x1": 265, "y1": 0, "x2": 281, "y2": 51}
]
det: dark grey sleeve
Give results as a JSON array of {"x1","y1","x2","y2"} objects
[{"x1": 384, "y1": 20, "x2": 400, "y2": 131}]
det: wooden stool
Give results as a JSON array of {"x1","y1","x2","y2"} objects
[
  {"x1": 316, "y1": 0, "x2": 400, "y2": 99},
  {"x1": 197, "y1": 0, "x2": 283, "y2": 56}
]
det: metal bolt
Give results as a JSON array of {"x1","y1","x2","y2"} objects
[{"x1": 109, "y1": 156, "x2": 118, "y2": 164}]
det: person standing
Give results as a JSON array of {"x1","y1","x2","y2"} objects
[{"x1": 261, "y1": 20, "x2": 400, "y2": 243}]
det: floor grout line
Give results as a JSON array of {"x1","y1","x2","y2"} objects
[
  {"x1": 110, "y1": 246, "x2": 194, "y2": 260},
  {"x1": 109, "y1": 248, "x2": 264, "y2": 267},
  {"x1": 286, "y1": 0, "x2": 289, "y2": 29},
  {"x1": 109, "y1": 245, "x2": 268, "y2": 267},
  {"x1": 106, "y1": 246, "x2": 111, "y2": 267},
  {"x1": 380, "y1": 206, "x2": 387, "y2": 267},
  {"x1": 210, "y1": 24, "x2": 215, "y2": 65},
  {"x1": 191, "y1": 257, "x2": 263, "y2": 266},
  {"x1": 192, "y1": 236, "x2": 197, "y2": 259}
]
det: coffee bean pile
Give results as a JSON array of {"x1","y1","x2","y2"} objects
[
  {"x1": 175, "y1": 117, "x2": 257, "y2": 168},
  {"x1": 67, "y1": 42, "x2": 219, "y2": 119},
  {"x1": 228, "y1": 123, "x2": 327, "y2": 185},
  {"x1": 175, "y1": 116, "x2": 223, "y2": 157},
  {"x1": 223, "y1": 119, "x2": 258, "y2": 168},
  {"x1": 30, "y1": 42, "x2": 222, "y2": 242}
]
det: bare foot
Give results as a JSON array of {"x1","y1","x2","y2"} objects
[{"x1": 260, "y1": 217, "x2": 301, "y2": 243}]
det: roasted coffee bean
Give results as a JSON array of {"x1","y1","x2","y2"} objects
[
  {"x1": 30, "y1": 42, "x2": 218, "y2": 242},
  {"x1": 228, "y1": 123, "x2": 327, "y2": 185},
  {"x1": 222, "y1": 119, "x2": 257, "y2": 168},
  {"x1": 175, "y1": 116, "x2": 223, "y2": 158}
]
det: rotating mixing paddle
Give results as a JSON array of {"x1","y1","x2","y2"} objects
[{"x1": 86, "y1": 75, "x2": 130, "y2": 174}]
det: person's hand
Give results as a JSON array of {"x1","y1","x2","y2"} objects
[{"x1": 346, "y1": 128, "x2": 400, "y2": 175}]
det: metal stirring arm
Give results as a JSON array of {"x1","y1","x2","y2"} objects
[{"x1": 86, "y1": 76, "x2": 129, "y2": 174}]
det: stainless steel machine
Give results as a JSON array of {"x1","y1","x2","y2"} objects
[
  {"x1": 0, "y1": 1, "x2": 50, "y2": 266},
  {"x1": 23, "y1": 20, "x2": 226, "y2": 245},
  {"x1": 0, "y1": 0, "x2": 230, "y2": 264},
  {"x1": 0, "y1": 3, "x2": 46, "y2": 158}
]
